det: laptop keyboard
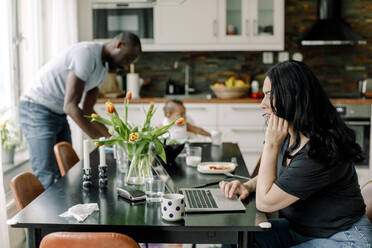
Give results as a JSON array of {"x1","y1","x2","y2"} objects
[{"x1": 184, "y1": 189, "x2": 218, "y2": 209}]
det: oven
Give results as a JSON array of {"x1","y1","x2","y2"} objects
[
  {"x1": 335, "y1": 104, "x2": 370, "y2": 167},
  {"x1": 92, "y1": 1, "x2": 154, "y2": 42}
]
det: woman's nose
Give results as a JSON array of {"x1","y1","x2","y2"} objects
[{"x1": 260, "y1": 98, "x2": 267, "y2": 109}]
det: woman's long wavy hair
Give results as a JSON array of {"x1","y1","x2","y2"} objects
[{"x1": 267, "y1": 60, "x2": 364, "y2": 166}]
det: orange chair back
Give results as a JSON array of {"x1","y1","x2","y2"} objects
[
  {"x1": 10, "y1": 172, "x2": 45, "y2": 210},
  {"x1": 54, "y1": 141, "x2": 80, "y2": 177},
  {"x1": 361, "y1": 180, "x2": 372, "y2": 223},
  {"x1": 39, "y1": 232, "x2": 140, "y2": 248}
]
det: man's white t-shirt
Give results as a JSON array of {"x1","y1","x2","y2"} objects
[{"x1": 26, "y1": 42, "x2": 108, "y2": 114}]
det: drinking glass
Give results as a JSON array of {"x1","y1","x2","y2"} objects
[
  {"x1": 211, "y1": 130, "x2": 222, "y2": 146},
  {"x1": 145, "y1": 176, "x2": 165, "y2": 202},
  {"x1": 186, "y1": 146, "x2": 202, "y2": 167}
]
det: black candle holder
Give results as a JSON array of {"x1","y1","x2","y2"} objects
[
  {"x1": 99, "y1": 165, "x2": 108, "y2": 187},
  {"x1": 82, "y1": 168, "x2": 92, "y2": 188}
]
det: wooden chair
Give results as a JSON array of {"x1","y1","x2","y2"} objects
[
  {"x1": 10, "y1": 172, "x2": 45, "y2": 210},
  {"x1": 53, "y1": 141, "x2": 80, "y2": 177},
  {"x1": 361, "y1": 180, "x2": 372, "y2": 223},
  {"x1": 39, "y1": 232, "x2": 140, "y2": 248}
]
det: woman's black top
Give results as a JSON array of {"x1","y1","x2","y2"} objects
[{"x1": 275, "y1": 136, "x2": 366, "y2": 238}]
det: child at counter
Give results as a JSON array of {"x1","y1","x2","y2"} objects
[{"x1": 160, "y1": 99, "x2": 211, "y2": 143}]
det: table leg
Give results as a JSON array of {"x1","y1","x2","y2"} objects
[
  {"x1": 27, "y1": 228, "x2": 42, "y2": 248},
  {"x1": 238, "y1": 231, "x2": 252, "y2": 247}
]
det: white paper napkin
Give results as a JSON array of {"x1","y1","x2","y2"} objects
[{"x1": 59, "y1": 203, "x2": 99, "y2": 222}]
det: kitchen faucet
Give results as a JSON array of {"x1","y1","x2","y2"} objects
[{"x1": 174, "y1": 61, "x2": 192, "y2": 96}]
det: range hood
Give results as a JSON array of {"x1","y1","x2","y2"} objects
[{"x1": 301, "y1": 0, "x2": 367, "y2": 46}]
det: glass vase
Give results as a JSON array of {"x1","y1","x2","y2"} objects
[
  {"x1": 125, "y1": 145, "x2": 154, "y2": 185},
  {"x1": 115, "y1": 143, "x2": 129, "y2": 174}
]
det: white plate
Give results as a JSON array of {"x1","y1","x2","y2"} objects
[{"x1": 197, "y1": 162, "x2": 236, "y2": 174}]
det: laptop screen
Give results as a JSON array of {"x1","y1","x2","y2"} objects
[{"x1": 152, "y1": 156, "x2": 178, "y2": 193}]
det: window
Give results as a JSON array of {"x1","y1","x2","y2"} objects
[
  {"x1": 2, "y1": 0, "x2": 78, "y2": 169},
  {"x1": 1, "y1": 0, "x2": 43, "y2": 171},
  {"x1": 16, "y1": 0, "x2": 43, "y2": 101},
  {"x1": 0, "y1": 0, "x2": 13, "y2": 111},
  {"x1": 1, "y1": 0, "x2": 42, "y2": 120}
]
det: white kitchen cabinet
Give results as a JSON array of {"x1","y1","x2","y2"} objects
[
  {"x1": 218, "y1": 0, "x2": 284, "y2": 49},
  {"x1": 222, "y1": 127, "x2": 265, "y2": 147},
  {"x1": 217, "y1": 104, "x2": 266, "y2": 127},
  {"x1": 78, "y1": 0, "x2": 283, "y2": 51},
  {"x1": 150, "y1": 0, "x2": 284, "y2": 51},
  {"x1": 218, "y1": 103, "x2": 265, "y2": 174},
  {"x1": 154, "y1": 0, "x2": 218, "y2": 44},
  {"x1": 184, "y1": 103, "x2": 217, "y2": 128},
  {"x1": 184, "y1": 103, "x2": 217, "y2": 141}
]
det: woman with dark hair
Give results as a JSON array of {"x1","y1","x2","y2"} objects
[{"x1": 220, "y1": 60, "x2": 371, "y2": 247}]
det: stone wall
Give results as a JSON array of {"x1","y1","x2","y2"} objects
[{"x1": 134, "y1": 0, "x2": 372, "y2": 97}]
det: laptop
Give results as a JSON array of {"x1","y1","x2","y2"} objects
[{"x1": 152, "y1": 156, "x2": 246, "y2": 213}]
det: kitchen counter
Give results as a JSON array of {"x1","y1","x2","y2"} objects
[{"x1": 97, "y1": 97, "x2": 372, "y2": 104}]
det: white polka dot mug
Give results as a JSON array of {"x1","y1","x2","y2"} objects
[{"x1": 161, "y1": 193, "x2": 185, "y2": 221}]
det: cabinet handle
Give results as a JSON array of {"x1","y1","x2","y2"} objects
[
  {"x1": 116, "y1": 3, "x2": 129, "y2": 7},
  {"x1": 241, "y1": 148, "x2": 262, "y2": 153},
  {"x1": 213, "y1": 19, "x2": 218, "y2": 37},
  {"x1": 231, "y1": 107, "x2": 260, "y2": 111},
  {"x1": 231, "y1": 129, "x2": 263, "y2": 133},
  {"x1": 253, "y1": 19, "x2": 257, "y2": 36},
  {"x1": 188, "y1": 107, "x2": 208, "y2": 111},
  {"x1": 245, "y1": 19, "x2": 250, "y2": 36},
  {"x1": 345, "y1": 121, "x2": 370, "y2": 125}
]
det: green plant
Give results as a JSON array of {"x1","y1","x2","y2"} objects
[
  {"x1": 86, "y1": 91, "x2": 183, "y2": 184},
  {"x1": 0, "y1": 111, "x2": 21, "y2": 152}
]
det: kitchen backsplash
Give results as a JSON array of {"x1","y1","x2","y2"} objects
[{"x1": 125, "y1": 0, "x2": 372, "y2": 97}]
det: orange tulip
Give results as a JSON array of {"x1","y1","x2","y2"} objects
[
  {"x1": 126, "y1": 91, "x2": 132, "y2": 101},
  {"x1": 149, "y1": 102, "x2": 154, "y2": 110},
  {"x1": 106, "y1": 101, "x2": 115, "y2": 114},
  {"x1": 176, "y1": 117, "x2": 185, "y2": 126},
  {"x1": 129, "y1": 133, "x2": 139, "y2": 143}
]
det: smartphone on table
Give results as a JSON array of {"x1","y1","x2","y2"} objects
[{"x1": 117, "y1": 185, "x2": 146, "y2": 202}]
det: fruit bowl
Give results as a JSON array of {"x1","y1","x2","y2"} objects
[{"x1": 211, "y1": 86, "x2": 249, "y2": 99}]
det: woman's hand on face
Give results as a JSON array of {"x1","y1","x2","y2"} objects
[
  {"x1": 219, "y1": 180, "x2": 250, "y2": 200},
  {"x1": 265, "y1": 114, "x2": 289, "y2": 147}
]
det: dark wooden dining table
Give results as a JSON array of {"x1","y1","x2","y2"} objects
[{"x1": 9, "y1": 142, "x2": 265, "y2": 248}]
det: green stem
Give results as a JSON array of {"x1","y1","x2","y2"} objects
[
  {"x1": 125, "y1": 147, "x2": 153, "y2": 184},
  {"x1": 125, "y1": 100, "x2": 128, "y2": 130}
]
